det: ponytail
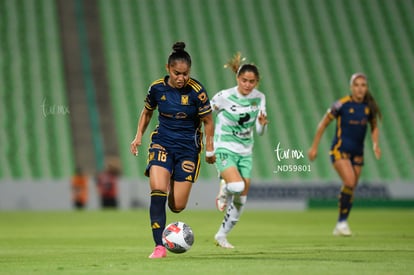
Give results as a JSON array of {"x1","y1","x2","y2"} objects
[
  {"x1": 224, "y1": 52, "x2": 260, "y2": 80},
  {"x1": 365, "y1": 91, "x2": 382, "y2": 121},
  {"x1": 224, "y1": 52, "x2": 246, "y2": 74}
]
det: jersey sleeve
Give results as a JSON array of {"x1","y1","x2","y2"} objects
[
  {"x1": 327, "y1": 100, "x2": 342, "y2": 119},
  {"x1": 210, "y1": 91, "x2": 225, "y2": 112},
  {"x1": 197, "y1": 88, "x2": 212, "y2": 118},
  {"x1": 144, "y1": 85, "x2": 157, "y2": 111}
]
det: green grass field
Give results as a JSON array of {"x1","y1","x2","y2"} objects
[{"x1": 0, "y1": 209, "x2": 413, "y2": 274}]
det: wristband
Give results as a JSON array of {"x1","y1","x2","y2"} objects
[{"x1": 205, "y1": 151, "x2": 215, "y2": 157}]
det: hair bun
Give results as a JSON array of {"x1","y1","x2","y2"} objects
[{"x1": 172, "y1": 41, "x2": 186, "y2": 52}]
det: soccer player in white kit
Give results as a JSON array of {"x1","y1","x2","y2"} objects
[{"x1": 211, "y1": 53, "x2": 268, "y2": 248}]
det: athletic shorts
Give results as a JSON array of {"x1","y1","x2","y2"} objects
[
  {"x1": 330, "y1": 149, "x2": 364, "y2": 166},
  {"x1": 145, "y1": 143, "x2": 200, "y2": 182},
  {"x1": 214, "y1": 148, "x2": 252, "y2": 178}
]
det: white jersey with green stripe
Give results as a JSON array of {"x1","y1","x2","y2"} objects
[{"x1": 211, "y1": 86, "x2": 267, "y2": 156}]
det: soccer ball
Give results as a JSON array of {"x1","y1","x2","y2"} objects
[{"x1": 162, "y1": 221, "x2": 194, "y2": 253}]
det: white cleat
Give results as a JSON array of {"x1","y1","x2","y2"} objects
[
  {"x1": 333, "y1": 221, "x2": 352, "y2": 236},
  {"x1": 215, "y1": 234, "x2": 235, "y2": 249},
  {"x1": 215, "y1": 179, "x2": 228, "y2": 212}
]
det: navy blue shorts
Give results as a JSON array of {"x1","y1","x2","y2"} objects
[
  {"x1": 330, "y1": 148, "x2": 364, "y2": 166},
  {"x1": 144, "y1": 143, "x2": 200, "y2": 182}
]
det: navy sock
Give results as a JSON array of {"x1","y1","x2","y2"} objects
[
  {"x1": 149, "y1": 190, "x2": 167, "y2": 246},
  {"x1": 338, "y1": 185, "x2": 354, "y2": 222}
]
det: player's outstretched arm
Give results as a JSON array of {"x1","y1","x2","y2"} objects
[
  {"x1": 130, "y1": 108, "x2": 153, "y2": 156},
  {"x1": 308, "y1": 114, "x2": 333, "y2": 161}
]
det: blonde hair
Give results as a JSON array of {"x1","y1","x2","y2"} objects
[
  {"x1": 224, "y1": 52, "x2": 246, "y2": 74},
  {"x1": 224, "y1": 52, "x2": 260, "y2": 80}
]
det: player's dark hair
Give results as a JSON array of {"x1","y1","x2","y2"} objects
[
  {"x1": 168, "y1": 42, "x2": 191, "y2": 67},
  {"x1": 224, "y1": 52, "x2": 260, "y2": 80},
  {"x1": 237, "y1": 64, "x2": 260, "y2": 80},
  {"x1": 365, "y1": 91, "x2": 382, "y2": 121}
]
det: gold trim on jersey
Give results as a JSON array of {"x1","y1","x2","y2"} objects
[
  {"x1": 150, "y1": 78, "x2": 165, "y2": 87},
  {"x1": 145, "y1": 102, "x2": 156, "y2": 111},
  {"x1": 330, "y1": 116, "x2": 342, "y2": 160},
  {"x1": 340, "y1": 95, "x2": 352, "y2": 104},
  {"x1": 198, "y1": 107, "x2": 212, "y2": 116},
  {"x1": 187, "y1": 79, "x2": 202, "y2": 92},
  {"x1": 194, "y1": 151, "x2": 201, "y2": 182}
]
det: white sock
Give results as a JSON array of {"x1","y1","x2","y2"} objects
[
  {"x1": 216, "y1": 195, "x2": 247, "y2": 237},
  {"x1": 225, "y1": 181, "x2": 245, "y2": 195}
]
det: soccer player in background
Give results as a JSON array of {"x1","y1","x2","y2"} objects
[
  {"x1": 130, "y1": 42, "x2": 216, "y2": 258},
  {"x1": 308, "y1": 73, "x2": 382, "y2": 236},
  {"x1": 212, "y1": 53, "x2": 268, "y2": 248}
]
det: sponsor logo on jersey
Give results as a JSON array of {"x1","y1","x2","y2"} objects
[{"x1": 182, "y1": 161, "x2": 195, "y2": 173}]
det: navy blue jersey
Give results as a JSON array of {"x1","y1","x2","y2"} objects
[
  {"x1": 144, "y1": 76, "x2": 211, "y2": 152},
  {"x1": 328, "y1": 95, "x2": 374, "y2": 155}
]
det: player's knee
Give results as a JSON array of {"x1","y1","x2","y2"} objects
[
  {"x1": 226, "y1": 181, "x2": 245, "y2": 194},
  {"x1": 233, "y1": 195, "x2": 247, "y2": 207},
  {"x1": 168, "y1": 202, "x2": 185, "y2": 213},
  {"x1": 169, "y1": 207, "x2": 185, "y2": 213}
]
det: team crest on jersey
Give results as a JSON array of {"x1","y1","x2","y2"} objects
[
  {"x1": 365, "y1": 107, "x2": 370, "y2": 115},
  {"x1": 349, "y1": 108, "x2": 354, "y2": 114},
  {"x1": 181, "y1": 95, "x2": 189, "y2": 105},
  {"x1": 161, "y1": 95, "x2": 166, "y2": 101}
]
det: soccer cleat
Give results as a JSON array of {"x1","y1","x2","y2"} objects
[
  {"x1": 148, "y1": 245, "x2": 167, "y2": 258},
  {"x1": 215, "y1": 234, "x2": 235, "y2": 249},
  {"x1": 333, "y1": 221, "x2": 352, "y2": 236},
  {"x1": 215, "y1": 179, "x2": 228, "y2": 212}
]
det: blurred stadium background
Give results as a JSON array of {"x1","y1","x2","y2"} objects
[{"x1": 0, "y1": 0, "x2": 413, "y2": 210}]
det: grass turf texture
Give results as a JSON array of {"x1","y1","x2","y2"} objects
[{"x1": 0, "y1": 209, "x2": 413, "y2": 274}]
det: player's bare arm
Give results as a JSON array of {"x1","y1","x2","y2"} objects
[
  {"x1": 201, "y1": 112, "x2": 215, "y2": 164},
  {"x1": 130, "y1": 108, "x2": 154, "y2": 156}
]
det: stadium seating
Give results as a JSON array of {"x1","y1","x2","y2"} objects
[
  {"x1": 1, "y1": 0, "x2": 413, "y2": 183},
  {"x1": 99, "y1": 0, "x2": 414, "y2": 182},
  {"x1": 0, "y1": 0, "x2": 74, "y2": 178}
]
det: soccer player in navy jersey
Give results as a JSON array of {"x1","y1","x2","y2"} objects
[
  {"x1": 308, "y1": 73, "x2": 382, "y2": 236},
  {"x1": 130, "y1": 42, "x2": 215, "y2": 258}
]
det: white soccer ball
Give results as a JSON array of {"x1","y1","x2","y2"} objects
[{"x1": 162, "y1": 221, "x2": 194, "y2": 253}]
